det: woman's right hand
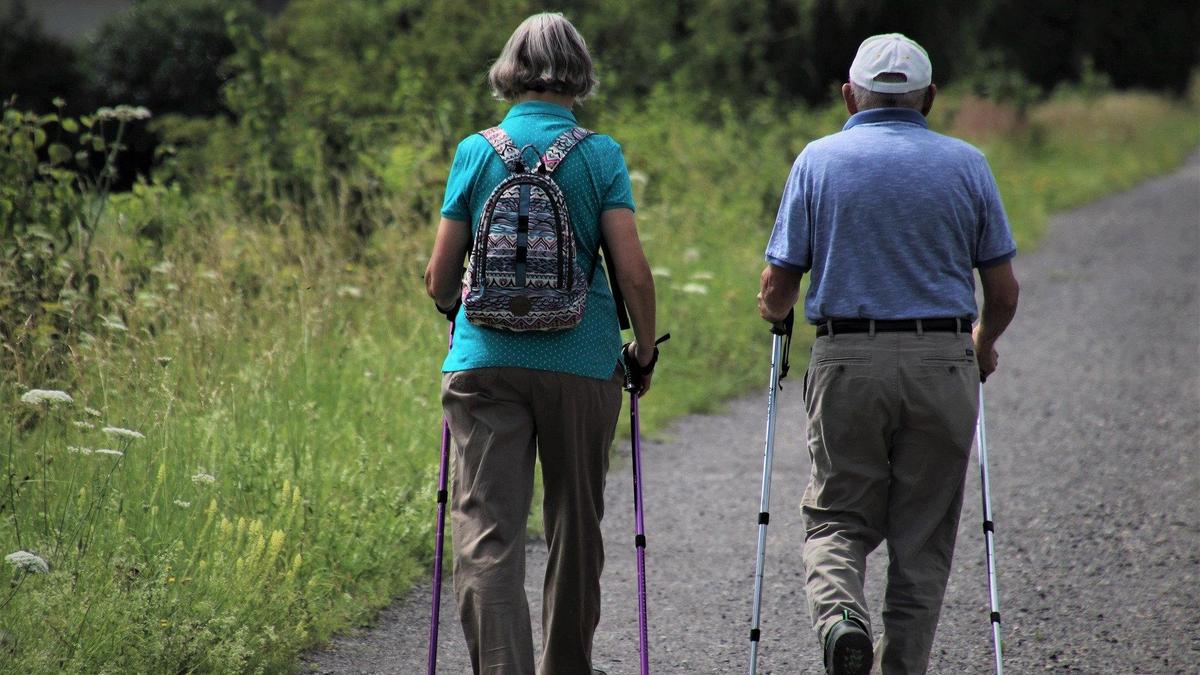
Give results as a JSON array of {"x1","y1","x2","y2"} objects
[{"x1": 631, "y1": 341, "x2": 656, "y2": 396}]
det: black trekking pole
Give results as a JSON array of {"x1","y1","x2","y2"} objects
[
  {"x1": 748, "y1": 310, "x2": 793, "y2": 675},
  {"x1": 427, "y1": 311, "x2": 456, "y2": 675},
  {"x1": 976, "y1": 383, "x2": 1004, "y2": 674},
  {"x1": 623, "y1": 333, "x2": 670, "y2": 675}
]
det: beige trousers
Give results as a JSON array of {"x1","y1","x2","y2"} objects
[
  {"x1": 801, "y1": 330, "x2": 979, "y2": 674},
  {"x1": 442, "y1": 366, "x2": 623, "y2": 675}
]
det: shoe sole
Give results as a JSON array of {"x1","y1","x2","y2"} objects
[{"x1": 829, "y1": 629, "x2": 873, "y2": 675}]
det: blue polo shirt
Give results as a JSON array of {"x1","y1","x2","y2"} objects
[
  {"x1": 440, "y1": 101, "x2": 636, "y2": 379},
  {"x1": 765, "y1": 107, "x2": 1016, "y2": 323}
]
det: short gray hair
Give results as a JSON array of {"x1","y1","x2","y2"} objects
[
  {"x1": 487, "y1": 13, "x2": 598, "y2": 102},
  {"x1": 850, "y1": 82, "x2": 929, "y2": 111}
]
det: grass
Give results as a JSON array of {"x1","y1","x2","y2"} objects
[{"x1": 1, "y1": 87, "x2": 1197, "y2": 673}]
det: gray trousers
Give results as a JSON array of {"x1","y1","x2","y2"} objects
[
  {"x1": 801, "y1": 329, "x2": 979, "y2": 674},
  {"x1": 442, "y1": 366, "x2": 623, "y2": 675}
]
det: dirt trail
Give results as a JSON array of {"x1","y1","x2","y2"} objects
[{"x1": 304, "y1": 153, "x2": 1199, "y2": 674}]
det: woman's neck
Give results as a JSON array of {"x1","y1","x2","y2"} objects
[{"x1": 515, "y1": 91, "x2": 576, "y2": 109}]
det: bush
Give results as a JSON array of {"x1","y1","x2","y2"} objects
[{"x1": 0, "y1": 101, "x2": 150, "y2": 385}]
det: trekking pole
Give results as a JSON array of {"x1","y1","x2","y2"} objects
[
  {"x1": 976, "y1": 383, "x2": 1004, "y2": 675},
  {"x1": 427, "y1": 316, "x2": 455, "y2": 675},
  {"x1": 748, "y1": 310, "x2": 793, "y2": 675},
  {"x1": 624, "y1": 333, "x2": 671, "y2": 675}
]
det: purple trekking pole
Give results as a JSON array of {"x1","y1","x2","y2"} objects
[
  {"x1": 623, "y1": 334, "x2": 670, "y2": 675},
  {"x1": 427, "y1": 317, "x2": 455, "y2": 675}
]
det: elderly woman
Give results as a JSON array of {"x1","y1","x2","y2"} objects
[{"x1": 424, "y1": 12, "x2": 658, "y2": 675}]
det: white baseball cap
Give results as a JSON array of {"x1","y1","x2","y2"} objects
[{"x1": 849, "y1": 33, "x2": 932, "y2": 94}]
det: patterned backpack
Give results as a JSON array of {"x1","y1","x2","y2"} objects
[{"x1": 462, "y1": 126, "x2": 597, "y2": 331}]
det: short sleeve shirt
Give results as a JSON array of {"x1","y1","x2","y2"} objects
[
  {"x1": 440, "y1": 101, "x2": 636, "y2": 379},
  {"x1": 765, "y1": 107, "x2": 1016, "y2": 323}
]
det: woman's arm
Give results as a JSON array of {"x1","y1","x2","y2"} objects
[
  {"x1": 424, "y1": 217, "x2": 471, "y2": 311},
  {"x1": 600, "y1": 208, "x2": 656, "y2": 364}
]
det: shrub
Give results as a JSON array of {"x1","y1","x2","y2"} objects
[{"x1": 0, "y1": 101, "x2": 149, "y2": 385}]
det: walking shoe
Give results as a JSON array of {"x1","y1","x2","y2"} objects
[{"x1": 824, "y1": 618, "x2": 872, "y2": 675}]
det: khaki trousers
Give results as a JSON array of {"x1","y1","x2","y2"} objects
[
  {"x1": 442, "y1": 366, "x2": 623, "y2": 675},
  {"x1": 801, "y1": 330, "x2": 979, "y2": 674}
]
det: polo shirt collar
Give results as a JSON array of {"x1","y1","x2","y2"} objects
[
  {"x1": 504, "y1": 101, "x2": 577, "y2": 123},
  {"x1": 843, "y1": 107, "x2": 928, "y2": 131}
]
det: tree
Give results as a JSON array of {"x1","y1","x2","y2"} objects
[
  {"x1": 87, "y1": 0, "x2": 262, "y2": 117},
  {"x1": 0, "y1": 1, "x2": 86, "y2": 112}
]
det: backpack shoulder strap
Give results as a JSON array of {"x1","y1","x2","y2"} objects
[
  {"x1": 479, "y1": 127, "x2": 523, "y2": 172},
  {"x1": 536, "y1": 127, "x2": 594, "y2": 174},
  {"x1": 599, "y1": 238, "x2": 631, "y2": 330}
]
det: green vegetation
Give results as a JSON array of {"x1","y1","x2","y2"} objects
[{"x1": 2, "y1": 2, "x2": 1198, "y2": 672}]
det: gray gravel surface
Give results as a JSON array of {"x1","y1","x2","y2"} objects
[{"x1": 303, "y1": 153, "x2": 1199, "y2": 674}]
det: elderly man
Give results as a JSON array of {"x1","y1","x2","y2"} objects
[{"x1": 757, "y1": 34, "x2": 1020, "y2": 675}]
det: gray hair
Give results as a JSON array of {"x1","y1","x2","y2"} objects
[
  {"x1": 850, "y1": 82, "x2": 929, "y2": 111},
  {"x1": 487, "y1": 13, "x2": 598, "y2": 102}
]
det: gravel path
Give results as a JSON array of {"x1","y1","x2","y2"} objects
[{"x1": 304, "y1": 153, "x2": 1199, "y2": 674}]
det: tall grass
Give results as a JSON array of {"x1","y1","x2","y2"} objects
[{"x1": 1, "y1": 88, "x2": 1197, "y2": 672}]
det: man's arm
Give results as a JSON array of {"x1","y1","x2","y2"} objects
[
  {"x1": 424, "y1": 217, "x2": 471, "y2": 311},
  {"x1": 758, "y1": 263, "x2": 804, "y2": 323},
  {"x1": 974, "y1": 261, "x2": 1019, "y2": 379}
]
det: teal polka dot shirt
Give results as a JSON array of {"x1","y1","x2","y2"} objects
[{"x1": 440, "y1": 101, "x2": 636, "y2": 380}]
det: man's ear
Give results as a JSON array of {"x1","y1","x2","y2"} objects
[
  {"x1": 842, "y1": 83, "x2": 858, "y2": 115},
  {"x1": 921, "y1": 84, "x2": 937, "y2": 117}
]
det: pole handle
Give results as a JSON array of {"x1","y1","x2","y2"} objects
[{"x1": 769, "y1": 310, "x2": 794, "y2": 381}]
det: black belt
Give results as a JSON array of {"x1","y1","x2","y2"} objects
[{"x1": 815, "y1": 318, "x2": 971, "y2": 337}]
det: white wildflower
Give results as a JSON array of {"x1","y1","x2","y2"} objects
[
  {"x1": 68, "y1": 446, "x2": 95, "y2": 455},
  {"x1": 680, "y1": 283, "x2": 709, "y2": 295},
  {"x1": 629, "y1": 170, "x2": 649, "y2": 185},
  {"x1": 151, "y1": 261, "x2": 174, "y2": 275},
  {"x1": 101, "y1": 315, "x2": 128, "y2": 331},
  {"x1": 173, "y1": 499, "x2": 191, "y2": 508},
  {"x1": 5, "y1": 551, "x2": 49, "y2": 574},
  {"x1": 20, "y1": 389, "x2": 74, "y2": 406},
  {"x1": 651, "y1": 267, "x2": 672, "y2": 278},
  {"x1": 72, "y1": 421, "x2": 95, "y2": 430},
  {"x1": 136, "y1": 292, "x2": 163, "y2": 309},
  {"x1": 191, "y1": 472, "x2": 216, "y2": 486},
  {"x1": 95, "y1": 448, "x2": 124, "y2": 457},
  {"x1": 336, "y1": 285, "x2": 364, "y2": 299},
  {"x1": 85, "y1": 407, "x2": 102, "y2": 418},
  {"x1": 690, "y1": 271, "x2": 715, "y2": 280},
  {"x1": 199, "y1": 270, "x2": 220, "y2": 281},
  {"x1": 682, "y1": 247, "x2": 701, "y2": 263},
  {"x1": 102, "y1": 426, "x2": 145, "y2": 440},
  {"x1": 96, "y1": 105, "x2": 151, "y2": 123}
]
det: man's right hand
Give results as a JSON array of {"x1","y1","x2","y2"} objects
[
  {"x1": 974, "y1": 260, "x2": 1019, "y2": 382},
  {"x1": 974, "y1": 334, "x2": 998, "y2": 381}
]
